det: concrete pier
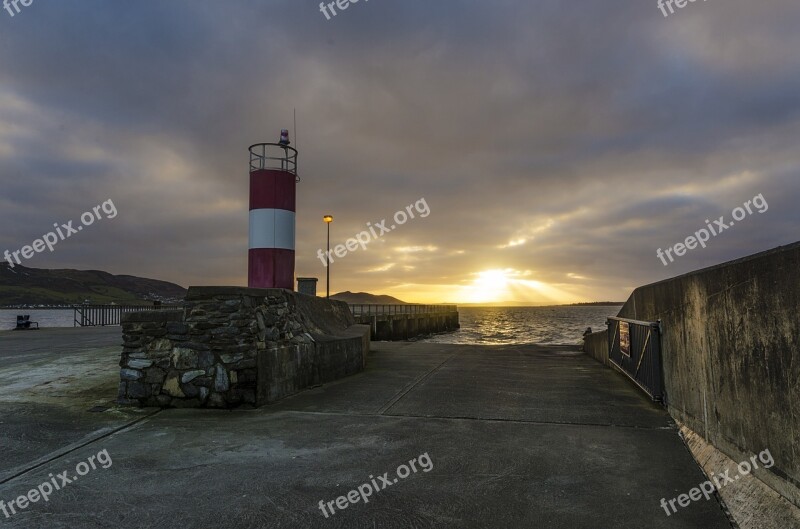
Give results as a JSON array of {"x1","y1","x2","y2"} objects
[
  {"x1": 584, "y1": 241, "x2": 800, "y2": 517},
  {"x1": 353, "y1": 309, "x2": 460, "y2": 340},
  {"x1": 581, "y1": 242, "x2": 800, "y2": 527},
  {"x1": 0, "y1": 328, "x2": 733, "y2": 528}
]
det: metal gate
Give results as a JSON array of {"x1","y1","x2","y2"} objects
[{"x1": 607, "y1": 317, "x2": 664, "y2": 402}]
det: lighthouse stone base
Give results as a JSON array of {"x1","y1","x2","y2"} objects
[{"x1": 117, "y1": 287, "x2": 369, "y2": 408}]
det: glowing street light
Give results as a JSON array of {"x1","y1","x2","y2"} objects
[{"x1": 323, "y1": 215, "x2": 333, "y2": 298}]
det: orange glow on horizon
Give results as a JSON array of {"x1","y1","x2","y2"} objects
[{"x1": 381, "y1": 268, "x2": 585, "y2": 305}]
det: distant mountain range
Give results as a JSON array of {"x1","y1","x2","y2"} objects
[
  {"x1": 0, "y1": 266, "x2": 624, "y2": 308},
  {"x1": 330, "y1": 291, "x2": 407, "y2": 305},
  {"x1": 328, "y1": 293, "x2": 623, "y2": 307},
  {"x1": 0, "y1": 264, "x2": 187, "y2": 306}
]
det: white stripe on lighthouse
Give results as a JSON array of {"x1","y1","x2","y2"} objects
[{"x1": 249, "y1": 208, "x2": 296, "y2": 250}]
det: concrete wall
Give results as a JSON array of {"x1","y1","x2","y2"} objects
[
  {"x1": 583, "y1": 329, "x2": 610, "y2": 367},
  {"x1": 617, "y1": 242, "x2": 800, "y2": 508},
  {"x1": 354, "y1": 311, "x2": 459, "y2": 341},
  {"x1": 118, "y1": 287, "x2": 369, "y2": 408}
]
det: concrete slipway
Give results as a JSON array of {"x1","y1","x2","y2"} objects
[{"x1": 0, "y1": 328, "x2": 732, "y2": 528}]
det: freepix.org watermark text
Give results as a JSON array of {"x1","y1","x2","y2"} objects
[
  {"x1": 656, "y1": 193, "x2": 767, "y2": 267},
  {"x1": 317, "y1": 198, "x2": 430, "y2": 267},
  {"x1": 660, "y1": 448, "x2": 773, "y2": 516},
  {"x1": 319, "y1": 0, "x2": 369, "y2": 21},
  {"x1": 1, "y1": 449, "x2": 113, "y2": 519},
  {"x1": 657, "y1": 0, "x2": 707, "y2": 18},
  {"x1": 3, "y1": 199, "x2": 117, "y2": 269},
  {"x1": 317, "y1": 452, "x2": 433, "y2": 517},
  {"x1": 3, "y1": 0, "x2": 33, "y2": 17}
]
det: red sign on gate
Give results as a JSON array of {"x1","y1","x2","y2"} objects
[{"x1": 620, "y1": 321, "x2": 631, "y2": 357}]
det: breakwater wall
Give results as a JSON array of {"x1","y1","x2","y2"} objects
[
  {"x1": 586, "y1": 242, "x2": 800, "y2": 508},
  {"x1": 117, "y1": 287, "x2": 370, "y2": 409},
  {"x1": 350, "y1": 305, "x2": 459, "y2": 341},
  {"x1": 582, "y1": 329, "x2": 610, "y2": 367}
]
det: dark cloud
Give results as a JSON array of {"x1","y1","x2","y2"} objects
[{"x1": 0, "y1": 0, "x2": 798, "y2": 302}]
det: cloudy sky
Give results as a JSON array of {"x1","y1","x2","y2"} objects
[{"x1": 1, "y1": 0, "x2": 798, "y2": 304}]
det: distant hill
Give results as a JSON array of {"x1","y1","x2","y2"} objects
[
  {"x1": 331, "y1": 291, "x2": 407, "y2": 305},
  {"x1": 0, "y1": 264, "x2": 187, "y2": 306}
]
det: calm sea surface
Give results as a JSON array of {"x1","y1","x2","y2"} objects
[
  {"x1": 420, "y1": 305, "x2": 623, "y2": 345},
  {"x1": 0, "y1": 309, "x2": 76, "y2": 330},
  {"x1": 1, "y1": 306, "x2": 622, "y2": 345}
]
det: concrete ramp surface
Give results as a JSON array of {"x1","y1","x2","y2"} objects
[{"x1": 0, "y1": 330, "x2": 732, "y2": 528}]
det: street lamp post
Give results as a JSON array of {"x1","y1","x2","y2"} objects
[{"x1": 323, "y1": 215, "x2": 333, "y2": 298}]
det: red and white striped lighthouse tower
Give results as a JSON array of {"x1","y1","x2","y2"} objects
[{"x1": 248, "y1": 137, "x2": 298, "y2": 289}]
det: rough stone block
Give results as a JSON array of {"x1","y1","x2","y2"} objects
[
  {"x1": 221, "y1": 353, "x2": 244, "y2": 364},
  {"x1": 182, "y1": 383, "x2": 200, "y2": 398},
  {"x1": 128, "y1": 359, "x2": 153, "y2": 370},
  {"x1": 147, "y1": 338, "x2": 173, "y2": 353},
  {"x1": 171, "y1": 347, "x2": 198, "y2": 369},
  {"x1": 184, "y1": 342, "x2": 211, "y2": 351},
  {"x1": 163, "y1": 376, "x2": 185, "y2": 398},
  {"x1": 193, "y1": 376, "x2": 213, "y2": 387},
  {"x1": 214, "y1": 365, "x2": 230, "y2": 392},
  {"x1": 182, "y1": 370, "x2": 205, "y2": 383},
  {"x1": 166, "y1": 322, "x2": 189, "y2": 334},
  {"x1": 120, "y1": 368, "x2": 143, "y2": 381},
  {"x1": 198, "y1": 350, "x2": 215, "y2": 369},
  {"x1": 127, "y1": 381, "x2": 149, "y2": 399}
]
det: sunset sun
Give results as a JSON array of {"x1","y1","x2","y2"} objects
[
  {"x1": 455, "y1": 269, "x2": 519, "y2": 304},
  {"x1": 477, "y1": 269, "x2": 511, "y2": 288},
  {"x1": 448, "y1": 268, "x2": 583, "y2": 305}
]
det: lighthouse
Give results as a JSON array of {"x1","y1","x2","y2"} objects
[{"x1": 248, "y1": 136, "x2": 298, "y2": 289}]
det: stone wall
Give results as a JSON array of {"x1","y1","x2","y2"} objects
[{"x1": 118, "y1": 287, "x2": 369, "y2": 409}]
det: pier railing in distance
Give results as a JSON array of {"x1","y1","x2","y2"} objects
[
  {"x1": 73, "y1": 304, "x2": 183, "y2": 327},
  {"x1": 348, "y1": 304, "x2": 457, "y2": 316}
]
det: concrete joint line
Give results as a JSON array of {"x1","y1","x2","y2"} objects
[
  {"x1": 284, "y1": 409, "x2": 678, "y2": 430},
  {"x1": 0, "y1": 409, "x2": 161, "y2": 485},
  {"x1": 377, "y1": 354, "x2": 456, "y2": 415}
]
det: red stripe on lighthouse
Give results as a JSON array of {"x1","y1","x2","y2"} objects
[
  {"x1": 248, "y1": 248, "x2": 295, "y2": 289},
  {"x1": 248, "y1": 165, "x2": 297, "y2": 290},
  {"x1": 250, "y1": 169, "x2": 296, "y2": 212}
]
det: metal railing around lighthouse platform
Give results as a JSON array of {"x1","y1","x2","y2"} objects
[{"x1": 249, "y1": 143, "x2": 299, "y2": 179}]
